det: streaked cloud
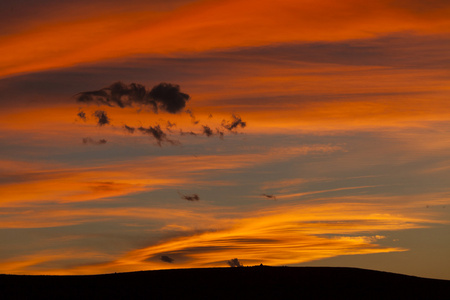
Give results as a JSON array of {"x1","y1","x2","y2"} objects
[
  {"x1": 2, "y1": 0, "x2": 450, "y2": 78},
  {"x1": 1, "y1": 0, "x2": 450, "y2": 280},
  {"x1": 0, "y1": 186, "x2": 448, "y2": 274},
  {"x1": 82, "y1": 137, "x2": 107, "y2": 145},
  {"x1": 41, "y1": 200, "x2": 437, "y2": 275},
  {"x1": 0, "y1": 144, "x2": 342, "y2": 204},
  {"x1": 275, "y1": 185, "x2": 382, "y2": 200}
]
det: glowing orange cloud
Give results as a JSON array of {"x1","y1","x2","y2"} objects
[
  {"x1": 0, "y1": 250, "x2": 115, "y2": 275},
  {"x1": 0, "y1": 144, "x2": 341, "y2": 205},
  {"x1": 37, "y1": 201, "x2": 432, "y2": 275},
  {"x1": 1, "y1": 190, "x2": 448, "y2": 274},
  {"x1": 2, "y1": 0, "x2": 450, "y2": 78},
  {"x1": 0, "y1": 205, "x2": 229, "y2": 229}
]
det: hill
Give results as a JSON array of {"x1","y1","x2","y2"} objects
[{"x1": 1, "y1": 266, "x2": 449, "y2": 299}]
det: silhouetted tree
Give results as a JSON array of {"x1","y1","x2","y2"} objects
[{"x1": 227, "y1": 258, "x2": 243, "y2": 267}]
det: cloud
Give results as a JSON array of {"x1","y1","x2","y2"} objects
[
  {"x1": 166, "y1": 121, "x2": 176, "y2": 132},
  {"x1": 5, "y1": 189, "x2": 441, "y2": 274},
  {"x1": 76, "y1": 81, "x2": 147, "y2": 108},
  {"x1": 77, "y1": 111, "x2": 86, "y2": 121},
  {"x1": 4, "y1": 0, "x2": 450, "y2": 79},
  {"x1": 202, "y1": 125, "x2": 214, "y2": 137},
  {"x1": 227, "y1": 258, "x2": 243, "y2": 267},
  {"x1": 93, "y1": 110, "x2": 110, "y2": 126},
  {"x1": 186, "y1": 109, "x2": 199, "y2": 124},
  {"x1": 216, "y1": 128, "x2": 224, "y2": 140},
  {"x1": 261, "y1": 194, "x2": 277, "y2": 200},
  {"x1": 149, "y1": 83, "x2": 190, "y2": 113},
  {"x1": 201, "y1": 125, "x2": 225, "y2": 139},
  {"x1": 123, "y1": 125, "x2": 135, "y2": 134},
  {"x1": 93, "y1": 200, "x2": 421, "y2": 274},
  {"x1": 222, "y1": 114, "x2": 246, "y2": 131},
  {"x1": 76, "y1": 82, "x2": 189, "y2": 114},
  {"x1": 179, "y1": 193, "x2": 200, "y2": 201},
  {"x1": 74, "y1": 80, "x2": 246, "y2": 145},
  {"x1": 124, "y1": 121, "x2": 235, "y2": 145},
  {"x1": 160, "y1": 255, "x2": 174, "y2": 263},
  {"x1": 138, "y1": 125, "x2": 178, "y2": 146},
  {"x1": 179, "y1": 130, "x2": 197, "y2": 136},
  {"x1": 82, "y1": 138, "x2": 107, "y2": 145}
]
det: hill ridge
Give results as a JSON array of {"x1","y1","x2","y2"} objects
[{"x1": 1, "y1": 266, "x2": 449, "y2": 299}]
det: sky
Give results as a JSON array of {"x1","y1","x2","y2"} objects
[{"x1": 1, "y1": 0, "x2": 450, "y2": 279}]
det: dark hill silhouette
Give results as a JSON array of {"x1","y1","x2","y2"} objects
[{"x1": 1, "y1": 267, "x2": 449, "y2": 299}]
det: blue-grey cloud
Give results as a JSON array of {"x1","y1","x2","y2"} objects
[{"x1": 82, "y1": 137, "x2": 107, "y2": 145}]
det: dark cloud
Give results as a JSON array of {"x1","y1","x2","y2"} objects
[
  {"x1": 138, "y1": 125, "x2": 178, "y2": 146},
  {"x1": 261, "y1": 194, "x2": 277, "y2": 200},
  {"x1": 138, "y1": 125, "x2": 165, "y2": 141},
  {"x1": 200, "y1": 125, "x2": 225, "y2": 138},
  {"x1": 166, "y1": 121, "x2": 176, "y2": 132},
  {"x1": 388, "y1": 0, "x2": 450, "y2": 15},
  {"x1": 179, "y1": 130, "x2": 197, "y2": 136},
  {"x1": 186, "y1": 109, "x2": 199, "y2": 124},
  {"x1": 75, "y1": 83, "x2": 247, "y2": 146},
  {"x1": 222, "y1": 114, "x2": 246, "y2": 131},
  {"x1": 124, "y1": 123, "x2": 181, "y2": 146},
  {"x1": 77, "y1": 81, "x2": 147, "y2": 108},
  {"x1": 82, "y1": 137, "x2": 107, "y2": 145},
  {"x1": 216, "y1": 128, "x2": 224, "y2": 140},
  {"x1": 148, "y1": 83, "x2": 190, "y2": 113},
  {"x1": 160, "y1": 255, "x2": 174, "y2": 263},
  {"x1": 123, "y1": 125, "x2": 135, "y2": 134},
  {"x1": 179, "y1": 193, "x2": 200, "y2": 201},
  {"x1": 227, "y1": 258, "x2": 243, "y2": 267},
  {"x1": 76, "y1": 82, "x2": 189, "y2": 114},
  {"x1": 202, "y1": 125, "x2": 214, "y2": 137},
  {"x1": 93, "y1": 110, "x2": 110, "y2": 126},
  {"x1": 77, "y1": 111, "x2": 86, "y2": 121}
]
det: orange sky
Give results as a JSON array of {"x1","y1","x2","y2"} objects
[
  {"x1": 1, "y1": 0, "x2": 450, "y2": 78},
  {"x1": 1, "y1": 0, "x2": 450, "y2": 279}
]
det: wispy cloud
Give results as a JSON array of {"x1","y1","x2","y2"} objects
[
  {"x1": 55, "y1": 200, "x2": 436, "y2": 274},
  {"x1": 82, "y1": 137, "x2": 107, "y2": 145},
  {"x1": 0, "y1": 144, "x2": 344, "y2": 204},
  {"x1": 2, "y1": 0, "x2": 450, "y2": 77},
  {"x1": 1, "y1": 191, "x2": 448, "y2": 274},
  {"x1": 275, "y1": 185, "x2": 382, "y2": 200}
]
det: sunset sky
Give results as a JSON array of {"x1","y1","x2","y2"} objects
[{"x1": 1, "y1": 0, "x2": 450, "y2": 279}]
